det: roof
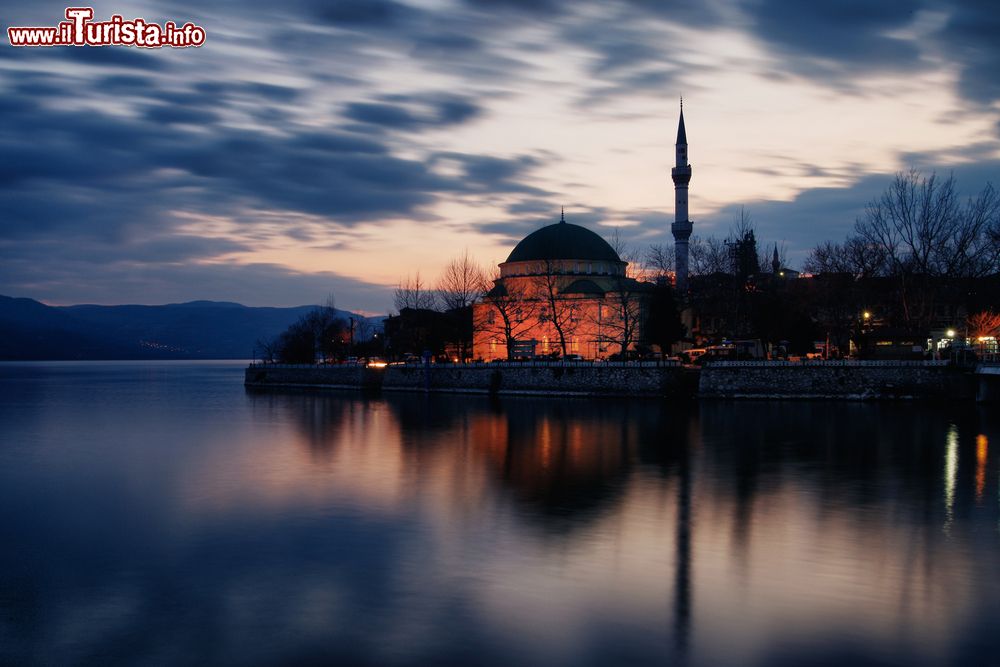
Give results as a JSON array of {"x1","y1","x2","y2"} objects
[
  {"x1": 505, "y1": 221, "x2": 623, "y2": 264},
  {"x1": 676, "y1": 107, "x2": 687, "y2": 145},
  {"x1": 562, "y1": 279, "x2": 605, "y2": 295}
]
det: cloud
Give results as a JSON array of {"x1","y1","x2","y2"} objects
[
  {"x1": 343, "y1": 94, "x2": 484, "y2": 130},
  {"x1": 303, "y1": 0, "x2": 418, "y2": 26},
  {"x1": 434, "y1": 153, "x2": 544, "y2": 193},
  {"x1": 144, "y1": 103, "x2": 220, "y2": 126},
  {"x1": 460, "y1": 0, "x2": 563, "y2": 15},
  {"x1": 0, "y1": 245, "x2": 395, "y2": 309},
  {"x1": 343, "y1": 101, "x2": 425, "y2": 129},
  {"x1": 934, "y1": 0, "x2": 1000, "y2": 106},
  {"x1": 0, "y1": 42, "x2": 169, "y2": 70},
  {"x1": 1, "y1": 0, "x2": 996, "y2": 310},
  {"x1": 739, "y1": 0, "x2": 924, "y2": 85}
]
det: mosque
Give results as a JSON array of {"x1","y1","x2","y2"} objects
[{"x1": 471, "y1": 104, "x2": 692, "y2": 360}]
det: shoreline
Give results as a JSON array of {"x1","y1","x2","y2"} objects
[{"x1": 245, "y1": 360, "x2": 998, "y2": 402}]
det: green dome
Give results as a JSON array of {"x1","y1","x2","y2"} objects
[{"x1": 505, "y1": 222, "x2": 622, "y2": 264}]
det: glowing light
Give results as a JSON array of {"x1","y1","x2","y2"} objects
[
  {"x1": 946, "y1": 329, "x2": 956, "y2": 338},
  {"x1": 976, "y1": 434, "x2": 988, "y2": 503},
  {"x1": 944, "y1": 425, "x2": 958, "y2": 536},
  {"x1": 367, "y1": 360, "x2": 387, "y2": 368},
  {"x1": 863, "y1": 311, "x2": 871, "y2": 320}
]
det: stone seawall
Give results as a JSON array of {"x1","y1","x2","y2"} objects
[
  {"x1": 698, "y1": 361, "x2": 974, "y2": 400},
  {"x1": 245, "y1": 361, "x2": 976, "y2": 401},
  {"x1": 244, "y1": 364, "x2": 383, "y2": 390},
  {"x1": 383, "y1": 363, "x2": 690, "y2": 397},
  {"x1": 245, "y1": 363, "x2": 691, "y2": 397}
]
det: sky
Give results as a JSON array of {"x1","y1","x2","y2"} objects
[{"x1": 1, "y1": 0, "x2": 999, "y2": 314}]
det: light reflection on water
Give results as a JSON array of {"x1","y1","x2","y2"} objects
[{"x1": 1, "y1": 361, "x2": 999, "y2": 666}]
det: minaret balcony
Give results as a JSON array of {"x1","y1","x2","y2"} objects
[{"x1": 671, "y1": 165, "x2": 691, "y2": 185}]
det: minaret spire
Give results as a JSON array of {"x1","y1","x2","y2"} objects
[
  {"x1": 671, "y1": 99, "x2": 693, "y2": 294},
  {"x1": 676, "y1": 99, "x2": 687, "y2": 147},
  {"x1": 560, "y1": 206, "x2": 565, "y2": 223}
]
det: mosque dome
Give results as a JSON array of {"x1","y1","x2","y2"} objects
[{"x1": 505, "y1": 221, "x2": 622, "y2": 264}]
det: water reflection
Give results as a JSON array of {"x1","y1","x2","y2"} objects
[
  {"x1": 2, "y1": 363, "x2": 1000, "y2": 666},
  {"x1": 945, "y1": 424, "x2": 959, "y2": 535},
  {"x1": 977, "y1": 434, "x2": 988, "y2": 503}
]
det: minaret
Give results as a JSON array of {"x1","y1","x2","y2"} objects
[{"x1": 671, "y1": 98, "x2": 693, "y2": 294}]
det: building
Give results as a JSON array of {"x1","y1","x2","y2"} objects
[
  {"x1": 471, "y1": 103, "x2": 690, "y2": 361},
  {"x1": 472, "y1": 209, "x2": 653, "y2": 360}
]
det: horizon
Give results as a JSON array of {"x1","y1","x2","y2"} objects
[{"x1": 2, "y1": 0, "x2": 999, "y2": 313}]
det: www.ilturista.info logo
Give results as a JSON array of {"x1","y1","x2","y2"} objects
[{"x1": 7, "y1": 7, "x2": 206, "y2": 48}]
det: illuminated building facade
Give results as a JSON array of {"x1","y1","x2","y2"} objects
[{"x1": 472, "y1": 210, "x2": 652, "y2": 360}]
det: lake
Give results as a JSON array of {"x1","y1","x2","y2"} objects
[{"x1": 2, "y1": 361, "x2": 999, "y2": 666}]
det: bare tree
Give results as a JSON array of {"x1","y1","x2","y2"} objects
[
  {"x1": 853, "y1": 170, "x2": 1000, "y2": 327},
  {"x1": 645, "y1": 241, "x2": 674, "y2": 278},
  {"x1": 437, "y1": 250, "x2": 487, "y2": 311},
  {"x1": 804, "y1": 238, "x2": 884, "y2": 278},
  {"x1": 306, "y1": 294, "x2": 347, "y2": 361},
  {"x1": 255, "y1": 336, "x2": 280, "y2": 363},
  {"x1": 394, "y1": 272, "x2": 438, "y2": 312},
  {"x1": 731, "y1": 206, "x2": 755, "y2": 242},
  {"x1": 478, "y1": 267, "x2": 539, "y2": 359},
  {"x1": 949, "y1": 181, "x2": 1000, "y2": 278},
  {"x1": 969, "y1": 310, "x2": 1000, "y2": 339},
  {"x1": 689, "y1": 235, "x2": 730, "y2": 275},
  {"x1": 535, "y1": 259, "x2": 581, "y2": 356},
  {"x1": 600, "y1": 247, "x2": 648, "y2": 357}
]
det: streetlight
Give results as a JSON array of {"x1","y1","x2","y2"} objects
[
  {"x1": 946, "y1": 329, "x2": 956, "y2": 338},
  {"x1": 863, "y1": 311, "x2": 871, "y2": 321}
]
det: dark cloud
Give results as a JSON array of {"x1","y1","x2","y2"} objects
[
  {"x1": 97, "y1": 74, "x2": 160, "y2": 94},
  {"x1": 0, "y1": 40, "x2": 540, "y2": 308},
  {"x1": 432, "y1": 153, "x2": 546, "y2": 194},
  {"x1": 410, "y1": 32, "x2": 482, "y2": 58},
  {"x1": 621, "y1": 0, "x2": 721, "y2": 25},
  {"x1": 0, "y1": 87, "x2": 518, "y2": 236},
  {"x1": 343, "y1": 101, "x2": 424, "y2": 129},
  {"x1": 935, "y1": 0, "x2": 1000, "y2": 106},
  {"x1": 436, "y1": 98, "x2": 480, "y2": 125},
  {"x1": 16, "y1": 43, "x2": 170, "y2": 70},
  {"x1": 461, "y1": 0, "x2": 563, "y2": 15},
  {"x1": 741, "y1": 0, "x2": 923, "y2": 80},
  {"x1": 343, "y1": 94, "x2": 484, "y2": 130},
  {"x1": 305, "y1": 0, "x2": 416, "y2": 26},
  {"x1": 144, "y1": 103, "x2": 220, "y2": 125}
]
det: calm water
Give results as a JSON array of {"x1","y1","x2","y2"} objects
[{"x1": 2, "y1": 362, "x2": 1000, "y2": 666}]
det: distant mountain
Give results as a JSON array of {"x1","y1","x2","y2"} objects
[{"x1": 0, "y1": 295, "x2": 383, "y2": 360}]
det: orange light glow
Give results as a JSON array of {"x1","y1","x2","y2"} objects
[{"x1": 976, "y1": 434, "x2": 988, "y2": 502}]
